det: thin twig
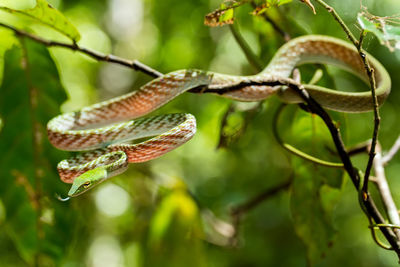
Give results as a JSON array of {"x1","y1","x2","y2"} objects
[
  {"x1": 229, "y1": 23, "x2": 263, "y2": 71},
  {"x1": 230, "y1": 176, "x2": 292, "y2": 245},
  {"x1": 347, "y1": 140, "x2": 371, "y2": 156},
  {"x1": 382, "y1": 135, "x2": 400, "y2": 164},
  {"x1": 231, "y1": 177, "x2": 292, "y2": 217},
  {"x1": 348, "y1": 138, "x2": 400, "y2": 240},
  {"x1": 340, "y1": 137, "x2": 400, "y2": 242},
  {"x1": 314, "y1": 0, "x2": 381, "y2": 196},
  {"x1": 273, "y1": 104, "x2": 344, "y2": 168},
  {"x1": 356, "y1": 30, "x2": 380, "y2": 195},
  {"x1": 313, "y1": 0, "x2": 394, "y2": 252},
  {"x1": 0, "y1": 22, "x2": 163, "y2": 78},
  {"x1": 313, "y1": 0, "x2": 358, "y2": 45}
]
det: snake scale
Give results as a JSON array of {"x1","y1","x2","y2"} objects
[{"x1": 47, "y1": 35, "x2": 391, "y2": 197}]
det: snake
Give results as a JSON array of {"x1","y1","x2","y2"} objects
[{"x1": 47, "y1": 35, "x2": 391, "y2": 198}]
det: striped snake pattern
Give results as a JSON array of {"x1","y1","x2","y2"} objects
[{"x1": 47, "y1": 35, "x2": 391, "y2": 197}]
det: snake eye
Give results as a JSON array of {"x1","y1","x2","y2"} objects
[{"x1": 82, "y1": 181, "x2": 91, "y2": 188}]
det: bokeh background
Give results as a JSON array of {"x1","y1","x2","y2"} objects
[{"x1": 1, "y1": 0, "x2": 400, "y2": 266}]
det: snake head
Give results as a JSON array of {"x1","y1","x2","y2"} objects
[{"x1": 68, "y1": 167, "x2": 108, "y2": 197}]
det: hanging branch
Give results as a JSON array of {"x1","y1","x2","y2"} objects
[
  {"x1": 313, "y1": 0, "x2": 381, "y2": 203},
  {"x1": 198, "y1": 77, "x2": 400, "y2": 257},
  {"x1": 382, "y1": 135, "x2": 400, "y2": 164}
]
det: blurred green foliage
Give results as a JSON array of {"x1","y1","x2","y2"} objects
[{"x1": 0, "y1": 0, "x2": 400, "y2": 266}]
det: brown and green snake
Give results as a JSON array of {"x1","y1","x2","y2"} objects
[{"x1": 46, "y1": 35, "x2": 391, "y2": 198}]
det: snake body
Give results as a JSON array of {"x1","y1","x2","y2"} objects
[{"x1": 47, "y1": 35, "x2": 391, "y2": 197}]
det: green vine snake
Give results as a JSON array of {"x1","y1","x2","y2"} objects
[{"x1": 47, "y1": 35, "x2": 391, "y2": 198}]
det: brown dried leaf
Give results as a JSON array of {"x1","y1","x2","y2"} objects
[
  {"x1": 204, "y1": 0, "x2": 246, "y2": 27},
  {"x1": 205, "y1": 8, "x2": 235, "y2": 27}
]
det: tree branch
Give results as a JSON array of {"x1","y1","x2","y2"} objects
[
  {"x1": 373, "y1": 143, "x2": 400, "y2": 240},
  {"x1": 312, "y1": 0, "x2": 395, "y2": 252},
  {"x1": 231, "y1": 177, "x2": 292, "y2": 217},
  {"x1": 357, "y1": 30, "x2": 380, "y2": 195},
  {"x1": 382, "y1": 135, "x2": 400, "y2": 164},
  {"x1": 313, "y1": 0, "x2": 358, "y2": 45},
  {"x1": 0, "y1": 22, "x2": 163, "y2": 78},
  {"x1": 314, "y1": 0, "x2": 381, "y2": 200},
  {"x1": 196, "y1": 77, "x2": 400, "y2": 257}
]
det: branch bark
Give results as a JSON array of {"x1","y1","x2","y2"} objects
[
  {"x1": 0, "y1": 22, "x2": 163, "y2": 78},
  {"x1": 373, "y1": 144, "x2": 400, "y2": 240},
  {"x1": 314, "y1": 0, "x2": 381, "y2": 205}
]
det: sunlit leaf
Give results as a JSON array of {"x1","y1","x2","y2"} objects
[
  {"x1": 149, "y1": 190, "x2": 199, "y2": 246},
  {"x1": 147, "y1": 188, "x2": 205, "y2": 267},
  {"x1": 0, "y1": 28, "x2": 18, "y2": 87},
  {"x1": 0, "y1": 0, "x2": 80, "y2": 42}
]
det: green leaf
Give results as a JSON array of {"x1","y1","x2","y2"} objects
[
  {"x1": 0, "y1": 39, "x2": 79, "y2": 265},
  {"x1": 0, "y1": 0, "x2": 80, "y2": 42},
  {"x1": 358, "y1": 12, "x2": 400, "y2": 51},
  {"x1": 287, "y1": 110, "x2": 342, "y2": 188},
  {"x1": 290, "y1": 162, "x2": 342, "y2": 266},
  {"x1": 288, "y1": 110, "x2": 344, "y2": 265},
  {"x1": 149, "y1": 190, "x2": 200, "y2": 246}
]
